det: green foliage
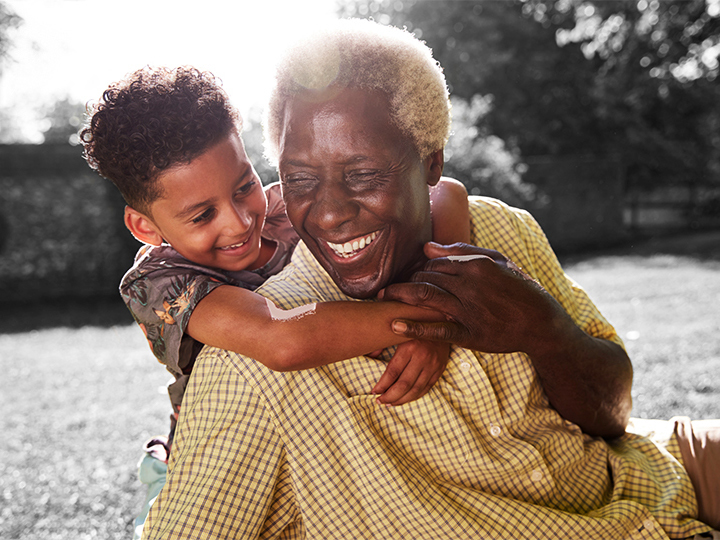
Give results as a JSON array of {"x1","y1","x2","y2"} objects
[
  {"x1": 40, "y1": 97, "x2": 87, "y2": 145},
  {"x1": 241, "y1": 106, "x2": 279, "y2": 186},
  {"x1": 0, "y1": 147, "x2": 136, "y2": 302},
  {"x1": 0, "y1": 1, "x2": 22, "y2": 74},
  {"x1": 338, "y1": 0, "x2": 720, "y2": 191},
  {"x1": 445, "y1": 95, "x2": 535, "y2": 205},
  {"x1": 544, "y1": 0, "x2": 720, "y2": 188}
]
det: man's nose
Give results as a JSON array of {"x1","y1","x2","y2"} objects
[{"x1": 309, "y1": 181, "x2": 359, "y2": 231}]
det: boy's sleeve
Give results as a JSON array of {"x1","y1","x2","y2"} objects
[
  {"x1": 119, "y1": 245, "x2": 231, "y2": 380},
  {"x1": 263, "y1": 182, "x2": 300, "y2": 249}
]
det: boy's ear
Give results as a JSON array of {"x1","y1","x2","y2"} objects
[
  {"x1": 424, "y1": 149, "x2": 444, "y2": 187},
  {"x1": 124, "y1": 206, "x2": 163, "y2": 246}
]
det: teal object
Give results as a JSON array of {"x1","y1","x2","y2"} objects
[{"x1": 132, "y1": 452, "x2": 167, "y2": 540}]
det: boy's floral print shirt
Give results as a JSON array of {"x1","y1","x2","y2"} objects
[{"x1": 119, "y1": 183, "x2": 299, "y2": 413}]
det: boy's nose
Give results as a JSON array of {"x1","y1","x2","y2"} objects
[{"x1": 223, "y1": 205, "x2": 253, "y2": 236}]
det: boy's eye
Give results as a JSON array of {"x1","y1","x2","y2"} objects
[
  {"x1": 191, "y1": 208, "x2": 215, "y2": 224},
  {"x1": 235, "y1": 179, "x2": 257, "y2": 196}
]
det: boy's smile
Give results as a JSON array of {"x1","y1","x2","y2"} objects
[{"x1": 130, "y1": 131, "x2": 275, "y2": 273}]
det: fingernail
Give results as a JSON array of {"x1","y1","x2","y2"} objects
[{"x1": 392, "y1": 320, "x2": 407, "y2": 334}]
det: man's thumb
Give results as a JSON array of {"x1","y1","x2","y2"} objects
[{"x1": 392, "y1": 319, "x2": 457, "y2": 343}]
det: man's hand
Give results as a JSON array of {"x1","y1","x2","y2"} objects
[
  {"x1": 381, "y1": 242, "x2": 566, "y2": 356},
  {"x1": 371, "y1": 340, "x2": 450, "y2": 406},
  {"x1": 381, "y1": 242, "x2": 633, "y2": 438}
]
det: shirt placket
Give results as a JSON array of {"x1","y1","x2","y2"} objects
[{"x1": 450, "y1": 346, "x2": 556, "y2": 502}]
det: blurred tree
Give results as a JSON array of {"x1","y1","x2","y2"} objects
[
  {"x1": 40, "y1": 97, "x2": 86, "y2": 144},
  {"x1": 0, "y1": 1, "x2": 21, "y2": 75},
  {"x1": 0, "y1": 106, "x2": 21, "y2": 143},
  {"x1": 242, "y1": 105, "x2": 279, "y2": 185},
  {"x1": 0, "y1": 1, "x2": 21, "y2": 142},
  {"x1": 338, "y1": 0, "x2": 720, "y2": 192},
  {"x1": 538, "y1": 0, "x2": 720, "y2": 191},
  {"x1": 444, "y1": 94, "x2": 535, "y2": 205}
]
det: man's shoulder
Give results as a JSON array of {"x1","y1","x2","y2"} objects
[
  {"x1": 467, "y1": 195, "x2": 531, "y2": 219},
  {"x1": 467, "y1": 195, "x2": 538, "y2": 237},
  {"x1": 464, "y1": 195, "x2": 553, "y2": 268}
]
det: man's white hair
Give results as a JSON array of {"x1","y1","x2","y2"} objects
[{"x1": 264, "y1": 18, "x2": 451, "y2": 164}]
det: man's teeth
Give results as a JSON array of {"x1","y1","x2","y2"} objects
[{"x1": 327, "y1": 232, "x2": 377, "y2": 258}]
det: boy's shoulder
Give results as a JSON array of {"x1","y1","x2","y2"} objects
[{"x1": 121, "y1": 244, "x2": 267, "y2": 291}]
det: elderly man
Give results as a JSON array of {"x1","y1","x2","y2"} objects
[{"x1": 143, "y1": 20, "x2": 717, "y2": 539}]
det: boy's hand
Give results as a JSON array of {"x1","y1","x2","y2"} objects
[{"x1": 371, "y1": 340, "x2": 450, "y2": 406}]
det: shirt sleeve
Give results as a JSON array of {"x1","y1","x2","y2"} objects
[
  {"x1": 142, "y1": 346, "x2": 303, "y2": 540},
  {"x1": 262, "y1": 182, "x2": 299, "y2": 254},
  {"x1": 469, "y1": 198, "x2": 623, "y2": 348},
  {"x1": 120, "y1": 245, "x2": 231, "y2": 379},
  {"x1": 513, "y1": 208, "x2": 625, "y2": 347}
]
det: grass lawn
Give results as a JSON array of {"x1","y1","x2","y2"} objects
[{"x1": 1, "y1": 230, "x2": 719, "y2": 539}]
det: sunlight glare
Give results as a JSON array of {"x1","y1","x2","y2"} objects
[{"x1": 0, "y1": 0, "x2": 339, "y2": 141}]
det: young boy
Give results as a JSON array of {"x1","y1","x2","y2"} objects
[{"x1": 81, "y1": 65, "x2": 469, "y2": 535}]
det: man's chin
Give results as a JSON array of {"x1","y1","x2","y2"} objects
[
  {"x1": 325, "y1": 265, "x2": 385, "y2": 299},
  {"x1": 337, "y1": 281, "x2": 382, "y2": 300}
]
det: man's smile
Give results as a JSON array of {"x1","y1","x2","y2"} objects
[{"x1": 325, "y1": 231, "x2": 379, "y2": 259}]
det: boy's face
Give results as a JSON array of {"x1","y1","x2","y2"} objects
[{"x1": 140, "y1": 132, "x2": 272, "y2": 272}]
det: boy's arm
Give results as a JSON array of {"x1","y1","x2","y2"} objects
[
  {"x1": 187, "y1": 285, "x2": 448, "y2": 401},
  {"x1": 430, "y1": 177, "x2": 471, "y2": 245}
]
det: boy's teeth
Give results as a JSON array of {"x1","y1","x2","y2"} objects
[
  {"x1": 220, "y1": 241, "x2": 246, "y2": 250},
  {"x1": 328, "y1": 232, "x2": 377, "y2": 258}
]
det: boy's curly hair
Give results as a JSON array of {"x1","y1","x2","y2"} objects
[{"x1": 81, "y1": 66, "x2": 241, "y2": 214}]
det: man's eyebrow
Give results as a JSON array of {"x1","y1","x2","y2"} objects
[
  {"x1": 280, "y1": 155, "x2": 372, "y2": 169},
  {"x1": 279, "y1": 157, "x2": 315, "y2": 169}
]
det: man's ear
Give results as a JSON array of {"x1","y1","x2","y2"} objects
[
  {"x1": 424, "y1": 149, "x2": 444, "y2": 186},
  {"x1": 124, "y1": 206, "x2": 163, "y2": 246}
]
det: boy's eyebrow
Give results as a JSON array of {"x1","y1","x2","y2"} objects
[
  {"x1": 174, "y1": 199, "x2": 215, "y2": 220},
  {"x1": 173, "y1": 168, "x2": 252, "y2": 220}
]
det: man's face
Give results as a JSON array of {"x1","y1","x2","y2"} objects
[{"x1": 278, "y1": 88, "x2": 439, "y2": 298}]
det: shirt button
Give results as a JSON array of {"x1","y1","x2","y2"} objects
[
  {"x1": 530, "y1": 469, "x2": 543, "y2": 483},
  {"x1": 490, "y1": 425, "x2": 502, "y2": 437},
  {"x1": 459, "y1": 361, "x2": 471, "y2": 373},
  {"x1": 642, "y1": 519, "x2": 654, "y2": 531}
]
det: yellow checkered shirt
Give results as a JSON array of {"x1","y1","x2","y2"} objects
[{"x1": 143, "y1": 197, "x2": 710, "y2": 539}]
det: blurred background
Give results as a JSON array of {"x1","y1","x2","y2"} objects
[
  {"x1": 0, "y1": 0, "x2": 719, "y2": 304},
  {"x1": 0, "y1": 1, "x2": 719, "y2": 539},
  {"x1": 1, "y1": 0, "x2": 719, "y2": 307}
]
